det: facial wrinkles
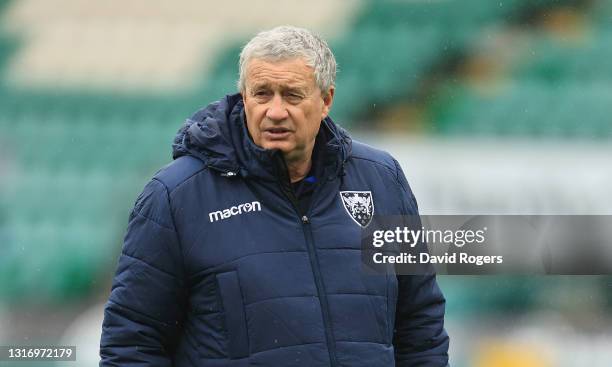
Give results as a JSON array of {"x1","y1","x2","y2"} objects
[{"x1": 247, "y1": 62, "x2": 314, "y2": 94}]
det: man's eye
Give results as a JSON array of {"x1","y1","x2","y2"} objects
[
  {"x1": 286, "y1": 93, "x2": 303, "y2": 101},
  {"x1": 254, "y1": 90, "x2": 270, "y2": 97}
]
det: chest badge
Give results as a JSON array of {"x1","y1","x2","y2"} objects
[{"x1": 340, "y1": 191, "x2": 374, "y2": 227}]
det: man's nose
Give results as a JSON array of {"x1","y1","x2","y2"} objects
[{"x1": 266, "y1": 94, "x2": 289, "y2": 121}]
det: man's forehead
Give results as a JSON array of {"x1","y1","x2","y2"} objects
[
  {"x1": 249, "y1": 80, "x2": 310, "y2": 91},
  {"x1": 246, "y1": 58, "x2": 315, "y2": 88}
]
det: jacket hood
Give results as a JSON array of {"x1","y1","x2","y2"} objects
[{"x1": 172, "y1": 93, "x2": 352, "y2": 181}]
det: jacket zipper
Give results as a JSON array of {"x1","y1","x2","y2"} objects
[{"x1": 277, "y1": 174, "x2": 339, "y2": 367}]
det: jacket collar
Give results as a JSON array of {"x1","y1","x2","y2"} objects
[{"x1": 172, "y1": 93, "x2": 352, "y2": 182}]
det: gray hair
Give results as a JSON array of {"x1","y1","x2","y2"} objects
[{"x1": 237, "y1": 25, "x2": 336, "y2": 95}]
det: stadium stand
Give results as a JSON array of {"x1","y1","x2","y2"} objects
[{"x1": 426, "y1": 2, "x2": 612, "y2": 138}]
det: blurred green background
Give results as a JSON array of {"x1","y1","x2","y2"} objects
[{"x1": 0, "y1": 0, "x2": 611, "y2": 366}]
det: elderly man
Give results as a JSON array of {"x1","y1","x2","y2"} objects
[{"x1": 100, "y1": 26, "x2": 449, "y2": 366}]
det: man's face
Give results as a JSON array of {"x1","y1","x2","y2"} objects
[{"x1": 242, "y1": 57, "x2": 334, "y2": 163}]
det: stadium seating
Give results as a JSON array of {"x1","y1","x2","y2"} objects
[
  {"x1": 329, "y1": 0, "x2": 528, "y2": 124},
  {"x1": 428, "y1": 15, "x2": 612, "y2": 138},
  {"x1": 512, "y1": 27, "x2": 612, "y2": 82},
  {"x1": 0, "y1": 90, "x2": 188, "y2": 302},
  {"x1": 429, "y1": 80, "x2": 612, "y2": 138}
]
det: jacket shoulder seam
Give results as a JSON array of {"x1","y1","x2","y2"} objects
[
  {"x1": 350, "y1": 155, "x2": 396, "y2": 175},
  {"x1": 171, "y1": 166, "x2": 209, "y2": 193},
  {"x1": 154, "y1": 163, "x2": 209, "y2": 195}
]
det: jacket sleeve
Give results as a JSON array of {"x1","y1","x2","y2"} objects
[
  {"x1": 100, "y1": 178, "x2": 186, "y2": 366},
  {"x1": 391, "y1": 158, "x2": 450, "y2": 367}
]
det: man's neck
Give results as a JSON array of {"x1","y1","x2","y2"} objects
[{"x1": 285, "y1": 155, "x2": 312, "y2": 183}]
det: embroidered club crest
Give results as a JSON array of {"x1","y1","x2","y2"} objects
[{"x1": 340, "y1": 191, "x2": 374, "y2": 227}]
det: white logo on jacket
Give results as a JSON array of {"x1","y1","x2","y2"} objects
[
  {"x1": 340, "y1": 191, "x2": 374, "y2": 227},
  {"x1": 209, "y1": 201, "x2": 261, "y2": 222}
]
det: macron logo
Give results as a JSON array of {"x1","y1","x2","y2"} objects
[{"x1": 208, "y1": 201, "x2": 262, "y2": 223}]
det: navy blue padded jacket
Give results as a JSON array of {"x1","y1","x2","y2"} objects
[{"x1": 100, "y1": 93, "x2": 449, "y2": 366}]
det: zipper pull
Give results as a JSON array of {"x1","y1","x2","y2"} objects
[
  {"x1": 301, "y1": 215, "x2": 310, "y2": 224},
  {"x1": 221, "y1": 171, "x2": 237, "y2": 177}
]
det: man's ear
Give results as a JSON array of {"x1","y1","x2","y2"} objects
[{"x1": 321, "y1": 86, "x2": 335, "y2": 120}]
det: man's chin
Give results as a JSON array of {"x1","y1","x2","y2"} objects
[{"x1": 261, "y1": 141, "x2": 294, "y2": 153}]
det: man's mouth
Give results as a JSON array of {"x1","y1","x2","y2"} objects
[{"x1": 263, "y1": 127, "x2": 292, "y2": 139}]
